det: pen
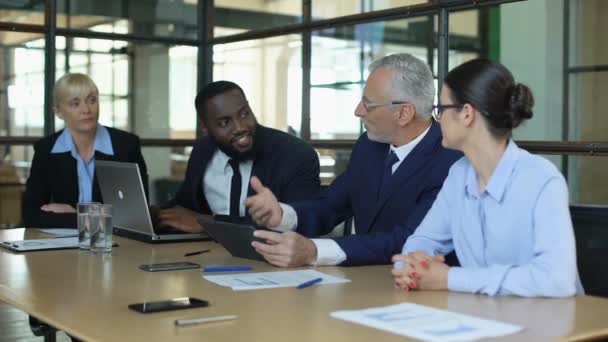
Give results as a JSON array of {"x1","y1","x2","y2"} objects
[
  {"x1": 175, "y1": 315, "x2": 238, "y2": 327},
  {"x1": 203, "y1": 266, "x2": 252, "y2": 272},
  {"x1": 296, "y1": 277, "x2": 323, "y2": 289},
  {"x1": 184, "y1": 249, "x2": 211, "y2": 257}
]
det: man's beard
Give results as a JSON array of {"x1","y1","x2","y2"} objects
[{"x1": 214, "y1": 128, "x2": 261, "y2": 161}]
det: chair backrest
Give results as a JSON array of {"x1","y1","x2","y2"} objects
[
  {"x1": 154, "y1": 178, "x2": 182, "y2": 205},
  {"x1": 571, "y1": 205, "x2": 608, "y2": 297}
]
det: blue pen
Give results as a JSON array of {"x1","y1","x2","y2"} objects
[
  {"x1": 203, "y1": 266, "x2": 252, "y2": 272},
  {"x1": 296, "y1": 277, "x2": 323, "y2": 289}
]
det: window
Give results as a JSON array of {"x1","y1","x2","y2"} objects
[
  {"x1": 213, "y1": 35, "x2": 303, "y2": 134},
  {"x1": 311, "y1": 17, "x2": 437, "y2": 139}
]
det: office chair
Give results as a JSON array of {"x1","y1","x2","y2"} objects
[{"x1": 570, "y1": 204, "x2": 608, "y2": 297}]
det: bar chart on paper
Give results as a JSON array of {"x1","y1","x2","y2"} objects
[{"x1": 331, "y1": 302, "x2": 523, "y2": 342}]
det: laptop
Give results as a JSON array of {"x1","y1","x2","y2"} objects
[
  {"x1": 197, "y1": 216, "x2": 265, "y2": 261},
  {"x1": 96, "y1": 160, "x2": 210, "y2": 243}
]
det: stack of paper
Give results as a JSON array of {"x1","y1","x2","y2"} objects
[
  {"x1": 40, "y1": 228, "x2": 78, "y2": 237},
  {"x1": 203, "y1": 269, "x2": 350, "y2": 291},
  {"x1": 0, "y1": 237, "x2": 78, "y2": 252},
  {"x1": 331, "y1": 302, "x2": 523, "y2": 342}
]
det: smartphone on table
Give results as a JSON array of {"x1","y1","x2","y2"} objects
[
  {"x1": 139, "y1": 262, "x2": 200, "y2": 272},
  {"x1": 128, "y1": 297, "x2": 209, "y2": 313}
]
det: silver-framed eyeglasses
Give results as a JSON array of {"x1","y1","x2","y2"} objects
[
  {"x1": 431, "y1": 104, "x2": 464, "y2": 121},
  {"x1": 361, "y1": 98, "x2": 409, "y2": 111}
]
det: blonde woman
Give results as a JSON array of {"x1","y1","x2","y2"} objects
[{"x1": 22, "y1": 73, "x2": 148, "y2": 227}]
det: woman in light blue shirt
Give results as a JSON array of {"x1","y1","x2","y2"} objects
[
  {"x1": 392, "y1": 59, "x2": 583, "y2": 297},
  {"x1": 22, "y1": 73, "x2": 148, "y2": 228}
]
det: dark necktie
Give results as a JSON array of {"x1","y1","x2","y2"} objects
[
  {"x1": 228, "y1": 159, "x2": 242, "y2": 217},
  {"x1": 378, "y1": 150, "x2": 399, "y2": 199}
]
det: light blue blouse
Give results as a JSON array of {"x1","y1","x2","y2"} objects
[
  {"x1": 51, "y1": 126, "x2": 114, "y2": 203},
  {"x1": 400, "y1": 140, "x2": 584, "y2": 297}
]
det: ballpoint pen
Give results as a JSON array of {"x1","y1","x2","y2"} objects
[
  {"x1": 203, "y1": 266, "x2": 252, "y2": 272},
  {"x1": 296, "y1": 277, "x2": 323, "y2": 289},
  {"x1": 184, "y1": 249, "x2": 211, "y2": 257},
  {"x1": 175, "y1": 315, "x2": 238, "y2": 327}
]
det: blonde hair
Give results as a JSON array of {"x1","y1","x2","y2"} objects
[{"x1": 53, "y1": 73, "x2": 99, "y2": 106}]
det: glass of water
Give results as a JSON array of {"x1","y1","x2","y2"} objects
[
  {"x1": 90, "y1": 204, "x2": 113, "y2": 253},
  {"x1": 77, "y1": 202, "x2": 99, "y2": 250}
]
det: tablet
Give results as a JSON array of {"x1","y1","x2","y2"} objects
[{"x1": 197, "y1": 217, "x2": 265, "y2": 261}]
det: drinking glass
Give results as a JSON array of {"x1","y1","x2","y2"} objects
[
  {"x1": 77, "y1": 202, "x2": 99, "y2": 250},
  {"x1": 90, "y1": 204, "x2": 113, "y2": 253}
]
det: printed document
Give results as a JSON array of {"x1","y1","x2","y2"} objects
[
  {"x1": 204, "y1": 269, "x2": 349, "y2": 291},
  {"x1": 331, "y1": 302, "x2": 523, "y2": 341},
  {"x1": 0, "y1": 237, "x2": 78, "y2": 252},
  {"x1": 40, "y1": 228, "x2": 78, "y2": 237}
]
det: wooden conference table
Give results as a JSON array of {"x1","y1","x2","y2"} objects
[{"x1": 1, "y1": 229, "x2": 608, "y2": 341}]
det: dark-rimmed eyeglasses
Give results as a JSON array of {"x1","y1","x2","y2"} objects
[
  {"x1": 431, "y1": 104, "x2": 464, "y2": 121},
  {"x1": 361, "y1": 98, "x2": 409, "y2": 112}
]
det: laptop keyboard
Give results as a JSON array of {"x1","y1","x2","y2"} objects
[
  {"x1": 149, "y1": 207, "x2": 195, "y2": 235},
  {"x1": 155, "y1": 227, "x2": 188, "y2": 235}
]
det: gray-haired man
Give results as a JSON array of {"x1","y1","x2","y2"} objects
[{"x1": 245, "y1": 53, "x2": 462, "y2": 267}]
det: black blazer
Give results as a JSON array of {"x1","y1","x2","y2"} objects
[
  {"x1": 173, "y1": 125, "x2": 320, "y2": 216},
  {"x1": 22, "y1": 126, "x2": 149, "y2": 228}
]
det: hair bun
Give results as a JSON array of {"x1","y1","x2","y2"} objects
[{"x1": 505, "y1": 83, "x2": 534, "y2": 128}]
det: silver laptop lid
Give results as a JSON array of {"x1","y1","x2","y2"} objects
[
  {"x1": 96, "y1": 161, "x2": 156, "y2": 236},
  {"x1": 97, "y1": 161, "x2": 211, "y2": 243}
]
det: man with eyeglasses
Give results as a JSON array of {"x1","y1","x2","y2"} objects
[{"x1": 245, "y1": 53, "x2": 461, "y2": 267}]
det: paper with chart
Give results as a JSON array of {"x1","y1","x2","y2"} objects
[
  {"x1": 203, "y1": 269, "x2": 350, "y2": 291},
  {"x1": 331, "y1": 302, "x2": 523, "y2": 342}
]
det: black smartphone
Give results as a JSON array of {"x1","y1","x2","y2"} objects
[
  {"x1": 128, "y1": 297, "x2": 209, "y2": 313},
  {"x1": 139, "y1": 262, "x2": 200, "y2": 272}
]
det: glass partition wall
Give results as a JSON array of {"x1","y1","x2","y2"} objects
[{"x1": 0, "y1": 0, "x2": 606, "y2": 226}]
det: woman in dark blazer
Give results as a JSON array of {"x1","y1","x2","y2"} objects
[{"x1": 22, "y1": 73, "x2": 148, "y2": 228}]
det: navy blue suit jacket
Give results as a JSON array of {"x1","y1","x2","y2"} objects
[
  {"x1": 292, "y1": 121, "x2": 461, "y2": 266},
  {"x1": 173, "y1": 125, "x2": 320, "y2": 217},
  {"x1": 22, "y1": 127, "x2": 149, "y2": 228}
]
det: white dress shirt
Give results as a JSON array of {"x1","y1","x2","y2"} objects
[
  {"x1": 276, "y1": 124, "x2": 431, "y2": 265},
  {"x1": 203, "y1": 149, "x2": 253, "y2": 216}
]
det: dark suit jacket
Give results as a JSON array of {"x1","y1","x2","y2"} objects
[
  {"x1": 22, "y1": 127, "x2": 149, "y2": 228},
  {"x1": 173, "y1": 125, "x2": 320, "y2": 216},
  {"x1": 292, "y1": 121, "x2": 462, "y2": 266}
]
